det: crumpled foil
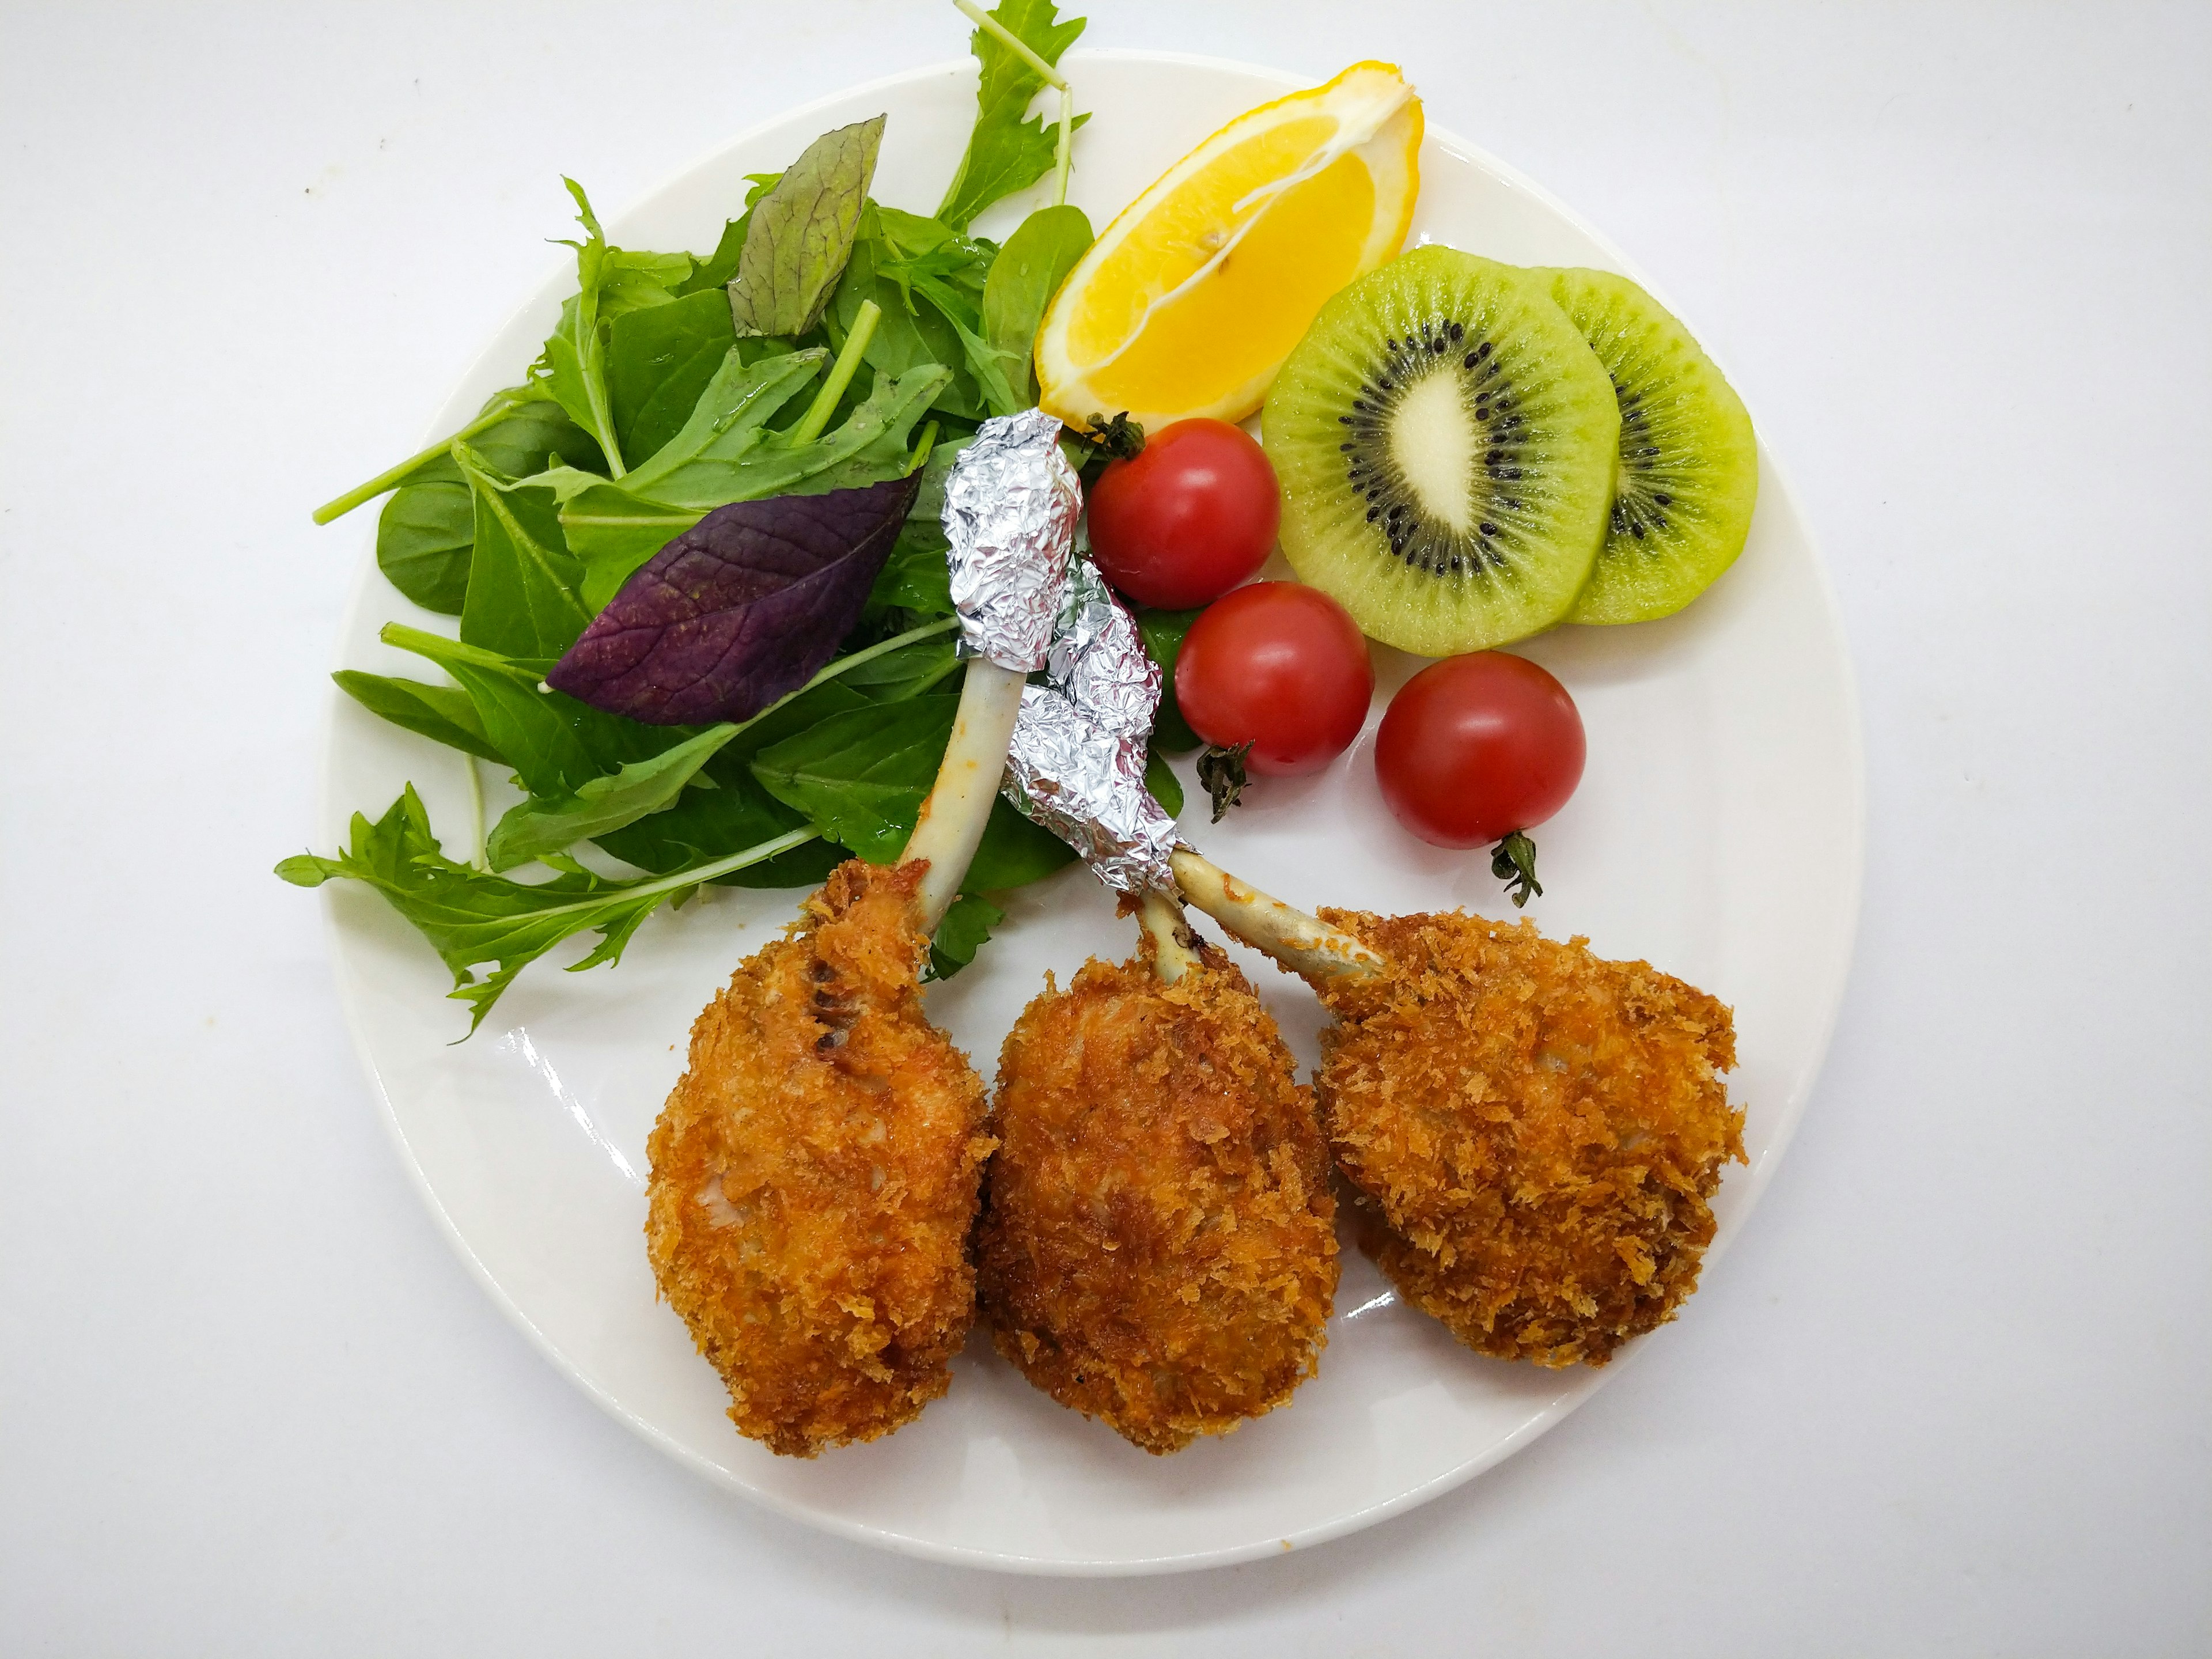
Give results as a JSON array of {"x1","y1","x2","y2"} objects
[
  {"x1": 941, "y1": 407, "x2": 1082, "y2": 673},
  {"x1": 1002, "y1": 559, "x2": 1182, "y2": 895}
]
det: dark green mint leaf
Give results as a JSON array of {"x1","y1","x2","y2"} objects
[
  {"x1": 728, "y1": 117, "x2": 884, "y2": 339},
  {"x1": 983, "y1": 204, "x2": 1092, "y2": 406},
  {"x1": 937, "y1": 0, "x2": 1089, "y2": 232},
  {"x1": 332, "y1": 670, "x2": 506, "y2": 763}
]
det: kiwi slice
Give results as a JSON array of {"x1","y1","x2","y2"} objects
[
  {"x1": 1264, "y1": 247, "x2": 1621, "y2": 656},
  {"x1": 1537, "y1": 268, "x2": 1758, "y2": 624}
]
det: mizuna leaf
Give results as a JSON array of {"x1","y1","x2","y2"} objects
[
  {"x1": 546, "y1": 472, "x2": 921, "y2": 726},
  {"x1": 276, "y1": 785, "x2": 815, "y2": 1033},
  {"x1": 936, "y1": 0, "x2": 1089, "y2": 233},
  {"x1": 727, "y1": 117, "x2": 885, "y2": 339}
]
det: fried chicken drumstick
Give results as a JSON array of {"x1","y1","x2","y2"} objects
[
  {"x1": 1173, "y1": 851, "x2": 1743, "y2": 1368},
  {"x1": 976, "y1": 892, "x2": 1338, "y2": 1453},
  {"x1": 645, "y1": 412, "x2": 1077, "y2": 1456}
]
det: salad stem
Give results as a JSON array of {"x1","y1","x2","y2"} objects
[
  {"x1": 791, "y1": 300, "x2": 882, "y2": 445},
  {"x1": 1054, "y1": 86, "x2": 1075, "y2": 205},
  {"x1": 311, "y1": 392, "x2": 531, "y2": 525},
  {"x1": 465, "y1": 755, "x2": 488, "y2": 870},
  {"x1": 953, "y1": 0, "x2": 1068, "y2": 90}
]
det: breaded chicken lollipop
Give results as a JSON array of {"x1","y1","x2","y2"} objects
[
  {"x1": 978, "y1": 893, "x2": 1337, "y2": 1453},
  {"x1": 646, "y1": 412, "x2": 1079, "y2": 1456},
  {"x1": 1173, "y1": 851, "x2": 1743, "y2": 1368}
]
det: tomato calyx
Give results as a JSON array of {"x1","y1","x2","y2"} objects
[
  {"x1": 1071, "y1": 410, "x2": 1146, "y2": 467},
  {"x1": 1195, "y1": 741, "x2": 1254, "y2": 822},
  {"x1": 1490, "y1": 831, "x2": 1543, "y2": 908}
]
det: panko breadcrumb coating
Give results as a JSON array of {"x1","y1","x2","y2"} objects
[
  {"x1": 645, "y1": 860, "x2": 994, "y2": 1457},
  {"x1": 976, "y1": 932, "x2": 1338, "y2": 1453},
  {"x1": 1313, "y1": 908, "x2": 1741, "y2": 1367}
]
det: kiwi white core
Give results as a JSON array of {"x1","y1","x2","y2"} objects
[{"x1": 1387, "y1": 373, "x2": 1477, "y2": 535}]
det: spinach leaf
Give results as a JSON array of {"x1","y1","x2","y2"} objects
[
  {"x1": 937, "y1": 0, "x2": 1089, "y2": 232},
  {"x1": 926, "y1": 892, "x2": 1002, "y2": 982},
  {"x1": 276, "y1": 785, "x2": 816, "y2": 1033},
  {"x1": 453, "y1": 445, "x2": 591, "y2": 660},
  {"x1": 983, "y1": 204, "x2": 1092, "y2": 406},
  {"x1": 377, "y1": 483, "x2": 474, "y2": 615},
  {"x1": 593, "y1": 770, "x2": 838, "y2": 889},
  {"x1": 547, "y1": 474, "x2": 921, "y2": 726},
  {"x1": 750, "y1": 695, "x2": 957, "y2": 862},
  {"x1": 728, "y1": 117, "x2": 884, "y2": 339},
  {"x1": 376, "y1": 401, "x2": 607, "y2": 614},
  {"x1": 866, "y1": 520, "x2": 956, "y2": 618},
  {"x1": 674, "y1": 210, "x2": 751, "y2": 297},
  {"x1": 484, "y1": 722, "x2": 743, "y2": 872},
  {"x1": 607, "y1": 289, "x2": 739, "y2": 467},
  {"x1": 332, "y1": 670, "x2": 506, "y2": 763},
  {"x1": 965, "y1": 795, "x2": 1077, "y2": 890},
  {"x1": 1134, "y1": 605, "x2": 1204, "y2": 753},
  {"x1": 1144, "y1": 745, "x2": 1184, "y2": 818}
]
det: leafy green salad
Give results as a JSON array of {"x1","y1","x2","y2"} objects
[{"x1": 281, "y1": 1, "x2": 1190, "y2": 1032}]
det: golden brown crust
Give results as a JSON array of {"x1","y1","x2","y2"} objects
[
  {"x1": 976, "y1": 934, "x2": 1339, "y2": 1453},
  {"x1": 644, "y1": 860, "x2": 992, "y2": 1457},
  {"x1": 1315, "y1": 908, "x2": 1742, "y2": 1368}
]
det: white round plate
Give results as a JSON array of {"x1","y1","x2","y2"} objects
[{"x1": 319, "y1": 51, "x2": 1863, "y2": 1576}]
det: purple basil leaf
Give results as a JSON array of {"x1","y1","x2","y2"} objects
[{"x1": 546, "y1": 473, "x2": 920, "y2": 726}]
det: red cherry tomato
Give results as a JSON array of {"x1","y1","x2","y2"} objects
[
  {"x1": 1174, "y1": 583, "x2": 1373, "y2": 776},
  {"x1": 1087, "y1": 418, "x2": 1281, "y2": 609},
  {"x1": 1375, "y1": 653, "x2": 1586, "y2": 847}
]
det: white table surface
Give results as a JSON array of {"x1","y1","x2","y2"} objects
[{"x1": 3, "y1": 2, "x2": 2206, "y2": 1652}]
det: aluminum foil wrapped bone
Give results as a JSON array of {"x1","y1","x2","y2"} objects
[
  {"x1": 1001, "y1": 559, "x2": 1182, "y2": 895},
  {"x1": 940, "y1": 407, "x2": 1082, "y2": 673}
]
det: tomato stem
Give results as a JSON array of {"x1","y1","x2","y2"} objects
[{"x1": 1491, "y1": 831, "x2": 1543, "y2": 907}]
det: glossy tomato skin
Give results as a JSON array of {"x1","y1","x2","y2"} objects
[
  {"x1": 1087, "y1": 419, "x2": 1281, "y2": 609},
  {"x1": 1174, "y1": 582, "x2": 1373, "y2": 775},
  {"x1": 1375, "y1": 653, "x2": 1586, "y2": 847}
]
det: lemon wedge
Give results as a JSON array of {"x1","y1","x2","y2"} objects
[{"x1": 1036, "y1": 62, "x2": 1422, "y2": 435}]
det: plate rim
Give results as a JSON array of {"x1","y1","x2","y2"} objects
[{"x1": 314, "y1": 47, "x2": 1867, "y2": 1577}]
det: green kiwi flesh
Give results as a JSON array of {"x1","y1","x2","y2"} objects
[
  {"x1": 1263, "y1": 247, "x2": 1621, "y2": 657},
  {"x1": 1537, "y1": 268, "x2": 1759, "y2": 624}
]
